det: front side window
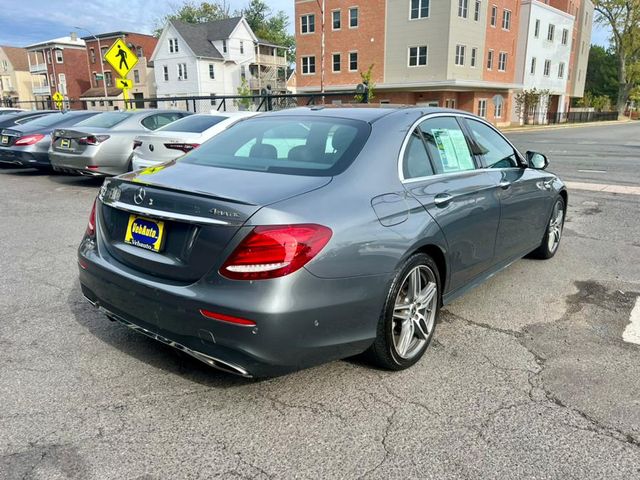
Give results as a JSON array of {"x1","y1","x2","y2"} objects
[
  {"x1": 466, "y1": 119, "x2": 518, "y2": 168},
  {"x1": 418, "y1": 116, "x2": 476, "y2": 174},
  {"x1": 349, "y1": 8, "x2": 359, "y2": 27},
  {"x1": 301, "y1": 14, "x2": 315, "y2": 34},
  {"x1": 455, "y1": 44, "x2": 466, "y2": 66},
  {"x1": 182, "y1": 117, "x2": 371, "y2": 177},
  {"x1": 410, "y1": 0, "x2": 430, "y2": 19},
  {"x1": 333, "y1": 10, "x2": 341, "y2": 29},
  {"x1": 302, "y1": 56, "x2": 316, "y2": 74},
  {"x1": 349, "y1": 52, "x2": 358, "y2": 71},
  {"x1": 402, "y1": 128, "x2": 434, "y2": 179},
  {"x1": 409, "y1": 46, "x2": 428, "y2": 67},
  {"x1": 458, "y1": 0, "x2": 469, "y2": 18},
  {"x1": 502, "y1": 9, "x2": 511, "y2": 30}
]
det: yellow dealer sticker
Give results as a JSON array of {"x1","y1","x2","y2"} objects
[{"x1": 124, "y1": 215, "x2": 166, "y2": 252}]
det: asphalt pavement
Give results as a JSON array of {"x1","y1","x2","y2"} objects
[{"x1": 1, "y1": 121, "x2": 639, "y2": 479}]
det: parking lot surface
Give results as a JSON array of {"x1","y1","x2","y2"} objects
[{"x1": 1, "y1": 122, "x2": 639, "y2": 479}]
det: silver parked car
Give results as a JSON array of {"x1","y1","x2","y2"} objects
[
  {"x1": 49, "y1": 110, "x2": 190, "y2": 176},
  {"x1": 131, "y1": 112, "x2": 258, "y2": 170}
]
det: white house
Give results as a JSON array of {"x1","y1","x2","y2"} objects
[
  {"x1": 515, "y1": 0, "x2": 574, "y2": 117},
  {"x1": 151, "y1": 16, "x2": 288, "y2": 111}
]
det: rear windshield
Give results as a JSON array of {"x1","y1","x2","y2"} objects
[
  {"x1": 25, "y1": 112, "x2": 92, "y2": 128},
  {"x1": 74, "y1": 112, "x2": 132, "y2": 129},
  {"x1": 158, "y1": 114, "x2": 228, "y2": 133},
  {"x1": 181, "y1": 116, "x2": 370, "y2": 176}
]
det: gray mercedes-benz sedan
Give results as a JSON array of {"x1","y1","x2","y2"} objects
[
  {"x1": 49, "y1": 110, "x2": 190, "y2": 176},
  {"x1": 78, "y1": 107, "x2": 566, "y2": 377}
]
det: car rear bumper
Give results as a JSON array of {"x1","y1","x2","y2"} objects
[
  {"x1": 49, "y1": 150, "x2": 124, "y2": 176},
  {"x1": 0, "y1": 148, "x2": 51, "y2": 168},
  {"x1": 78, "y1": 238, "x2": 389, "y2": 377},
  {"x1": 131, "y1": 155, "x2": 161, "y2": 171}
]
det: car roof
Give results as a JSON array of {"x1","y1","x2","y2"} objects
[{"x1": 258, "y1": 106, "x2": 466, "y2": 123}]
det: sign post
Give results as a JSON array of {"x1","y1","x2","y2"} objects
[
  {"x1": 52, "y1": 91, "x2": 64, "y2": 111},
  {"x1": 104, "y1": 38, "x2": 139, "y2": 110}
]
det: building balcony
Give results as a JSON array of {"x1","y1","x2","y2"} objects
[
  {"x1": 254, "y1": 53, "x2": 287, "y2": 67},
  {"x1": 29, "y1": 63, "x2": 47, "y2": 73},
  {"x1": 248, "y1": 77, "x2": 287, "y2": 91},
  {"x1": 33, "y1": 85, "x2": 51, "y2": 96}
]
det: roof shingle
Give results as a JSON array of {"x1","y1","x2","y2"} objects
[
  {"x1": 171, "y1": 17, "x2": 244, "y2": 59},
  {"x1": 0, "y1": 46, "x2": 29, "y2": 71}
]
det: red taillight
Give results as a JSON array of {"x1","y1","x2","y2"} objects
[
  {"x1": 86, "y1": 199, "x2": 97, "y2": 237},
  {"x1": 199, "y1": 309, "x2": 256, "y2": 326},
  {"x1": 164, "y1": 142, "x2": 200, "y2": 153},
  {"x1": 78, "y1": 135, "x2": 110, "y2": 145},
  {"x1": 220, "y1": 224, "x2": 332, "y2": 280},
  {"x1": 14, "y1": 134, "x2": 45, "y2": 146},
  {"x1": 133, "y1": 140, "x2": 142, "y2": 149}
]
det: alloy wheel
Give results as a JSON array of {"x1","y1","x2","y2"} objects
[{"x1": 547, "y1": 201, "x2": 564, "y2": 253}]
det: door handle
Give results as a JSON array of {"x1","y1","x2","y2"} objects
[
  {"x1": 499, "y1": 181, "x2": 511, "y2": 190},
  {"x1": 434, "y1": 193, "x2": 453, "y2": 207}
]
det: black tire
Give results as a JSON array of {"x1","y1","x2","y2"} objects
[
  {"x1": 531, "y1": 196, "x2": 565, "y2": 260},
  {"x1": 366, "y1": 253, "x2": 441, "y2": 371}
]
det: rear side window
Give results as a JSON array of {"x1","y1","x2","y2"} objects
[
  {"x1": 402, "y1": 129, "x2": 435, "y2": 179},
  {"x1": 181, "y1": 116, "x2": 370, "y2": 176},
  {"x1": 418, "y1": 117, "x2": 476, "y2": 174},
  {"x1": 158, "y1": 114, "x2": 227, "y2": 133},
  {"x1": 76, "y1": 112, "x2": 132, "y2": 128},
  {"x1": 465, "y1": 119, "x2": 519, "y2": 168},
  {"x1": 20, "y1": 113, "x2": 65, "y2": 127}
]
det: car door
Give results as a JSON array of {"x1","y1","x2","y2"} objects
[
  {"x1": 401, "y1": 115, "x2": 503, "y2": 292},
  {"x1": 462, "y1": 118, "x2": 553, "y2": 263}
]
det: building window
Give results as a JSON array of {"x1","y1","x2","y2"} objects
[
  {"x1": 104, "y1": 71, "x2": 112, "y2": 87},
  {"x1": 349, "y1": 8, "x2": 359, "y2": 28},
  {"x1": 470, "y1": 47, "x2": 478, "y2": 67},
  {"x1": 46, "y1": 51, "x2": 51, "y2": 64},
  {"x1": 487, "y1": 49, "x2": 494, "y2": 69},
  {"x1": 241, "y1": 66, "x2": 246, "y2": 80},
  {"x1": 445, "y1": 99, "x2": 456, "y2": 109},
  {"x1": 301, "y1": 14, "x2": 315, "y2": 34},
  {"x1": 558, "y1": 62, "x2": 565, "y2": 78},
  {"x1": 547, "y1": 24, "x2": 555, "y2": 41},
  {"x1": 55, "y1": 50, "x2": 63, "y2": 63},
  {"x1": 209, "y1": 64, "x2": 215, "y2": 79},
  {"x1": 410, "y1": 0, "x2": 430, "y2": 19},
  {"x1": 101, "y1": 46, "x2": 108, "y2": 58},
  {"x1": 408, "y1": 46, "x2": 428, "y2": 66},
  {"x1": 495, "y1": 101, "x2": 503, "y2": 118},
  {"x1": 490, "y1": 5, "x2": 497, "y2": 26},
  {"x1": 530, "y1": 57, "x2": 536, "y2": 75},
  {"x1": 90, "y1": 48, "x2": 96, "y2": 64},
  {"x1": 478, "y1": 99, "x2": 487, "y2": 118},
  {"x1": 133, "y1": 69, "x2": 140, "y2": 83},
  {"x1": 534, "y1": 19, "x2": 540, "y2": 38},
  {"x1": 332, "y1": 53, "x2": 341, "y2": 72},
  {"x1": 544, "y1": 59, "x2": 551, "y2": 76},
  {"x1": 58, "y1": 73, "x2": 66, "y2": 94},
  {"x1": 498, "y1": 52, "x2": 507, "y2": 71},
  {"x1": 169, "y1": 38, "x2": 179, "y2": 53},
  {"x1": 458, "y1": 0, "x2": 468, "y2": 18},
  {"x1": 136, "y1": 46, "x2": 143, "y2": 58},
  {"x1": 240, "y1": 41, "x2": 244, "y2": 54},
  {"x1": 163, "y1": 65, "x2": 169, "y2": 81},
  {"x1": 49, "y1": 73, "x2": 55, "y2": 87},
  {"x1": 474, "y1": 1, "x2": 481, "y2": 21},
  {"x1": 502, "y1": 9, "x2": 511, "y2": 30},
  {"x1": 455, "y1": 44, "x2": 466, "y2": 66},
  {"x1": 177, "y1": 63, "x2": 187, "y2": 80},
  {"x1": 301, "y1": 56, "x2": 316, "y2": 74},
  {"x1": 349, "y1": 51, "x2": 358, "y2": 71},
  {"x1": 562, "y1": 28, "x2": 569, "y2": 45},
  {"x1": 222, "y1": 40, "x2": 227, "y2": 53},
  {"x1": 92, "y1": 72, "x2": 97, "y2": 87},
  {"x1": 332, "y1": 10, "x2": 341, "y2": 29}
]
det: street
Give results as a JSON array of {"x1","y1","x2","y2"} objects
[{"x1": 1, "y1": 122, "x2": 639, "y2": 479}]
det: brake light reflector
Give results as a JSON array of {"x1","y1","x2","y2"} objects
[
  {"x1": 220, "y1": 224, "x2": 332, "y2": 280},
  {"x1": 14, "y1": 134, "x2": 45, "y2": 146},
  {"x1": 199, "y1": 309, "x2": 256, "y2": 326},
  {"x1": 78, "y1": 135, "x2": 110, "y2": 145},
  {"x1": 86, "y1": 198, "x2": 97, "y2": 237},
  {"x1": 164, "y1": 143, "x2": 200, "y2": 153}
]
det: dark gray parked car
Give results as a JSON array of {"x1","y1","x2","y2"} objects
[
  {"x1": 78, "y1": 107, "x2": 566, "y2": 377},
  {"x1": 0, "y1": 111, "x2": 99, "y2": 169}
]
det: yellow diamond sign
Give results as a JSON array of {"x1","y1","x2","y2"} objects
[
  {"x1": 52, "y1": 91, "x2": 64, "y2": 102},
  {"x1": 104, "y1": 38, "x2": 138, "y2": 78}
]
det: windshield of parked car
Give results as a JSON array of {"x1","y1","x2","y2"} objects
[
  {"x1": 158, "y1": 114, "x2": 228, "y2": 133},
  {"x1": 181, "y1": 116, "x2": 370, "y2": 176},
  {"x1": 75, "y1": 112, "x2": 133, "y2": 129}
]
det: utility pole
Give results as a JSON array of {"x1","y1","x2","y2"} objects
[
  {"x1": 75, "y1": 26, "x2": 108, "y2": 99},
  {"x1": 316, "y1": 0, "x2": 325, "y2": 94}
]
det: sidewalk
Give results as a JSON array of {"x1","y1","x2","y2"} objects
[{"x1": 503, "y1": 118, "x2": 633, "y2": 132}]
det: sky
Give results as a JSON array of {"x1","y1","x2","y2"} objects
[{"x1": 0, "y1": 0, "x2": 610, "y2": 48}]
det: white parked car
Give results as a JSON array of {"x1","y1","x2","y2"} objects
[{"x1": 131, "y1": 112, "x2": 258, "y2": 170}]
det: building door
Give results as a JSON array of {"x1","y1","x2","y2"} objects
[{"x1": 133, "y1": 92, "x2": 144, "y2": 109}]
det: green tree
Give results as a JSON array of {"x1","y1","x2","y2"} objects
[
  {"x1": 584, "y1": 45, "x2": 619, "y2": 102},
  {"x1": 239, "y1": 0, "x2": 295, "y2": 64},
  {"x1": 236, "y1": 77, "x2": 252, "y2": 110},
  {"x1": 593, "y1": 0, "x2": 640, "y2": 113},
  {"x1": 153, "y1": 1, "x2": 231, "y2": 36},
  {"x1": 354, "y1": 65, "x2": 376, "y2": 103}
]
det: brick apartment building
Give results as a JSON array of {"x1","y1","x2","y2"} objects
[
  {"x1": 81, "y1": 31, "x2": 158, "y2": 109},
  {"x1": 25, "y1": 34, "x2": 90, "y2": 108},
  {"x1": 295, "y1": 0, "x2": 593, "y2": 125}
]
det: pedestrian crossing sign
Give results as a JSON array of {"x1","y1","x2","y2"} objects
[{"x1": 104, "y1": 38, "x2": 138, "y2": 78}]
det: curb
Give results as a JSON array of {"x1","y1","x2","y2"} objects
[{"x1": 503, "y1": 119, "x2": 633, "y2": 133}]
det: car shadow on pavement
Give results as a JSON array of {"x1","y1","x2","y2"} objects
[
  {"x1": 47, "y1": 174, "x2": 104, "y2": 188},
  {"x1": 66, "y1": 280, "x2": 256, "y2": 389}
]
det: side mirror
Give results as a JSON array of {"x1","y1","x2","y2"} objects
[{"x1": 527, "y1": 151, "x2": 549, "y2": 170}]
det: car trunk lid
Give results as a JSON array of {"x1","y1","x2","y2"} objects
[
  {"x1": 134, "y1": 132, "x2": 202, "y2": 163},
  {"x1": 52, "y1": 127, "x2": 110, "y2": 154},
  {"x1": 0, "y1": 128, "x2": 21, "y2": 147}
]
